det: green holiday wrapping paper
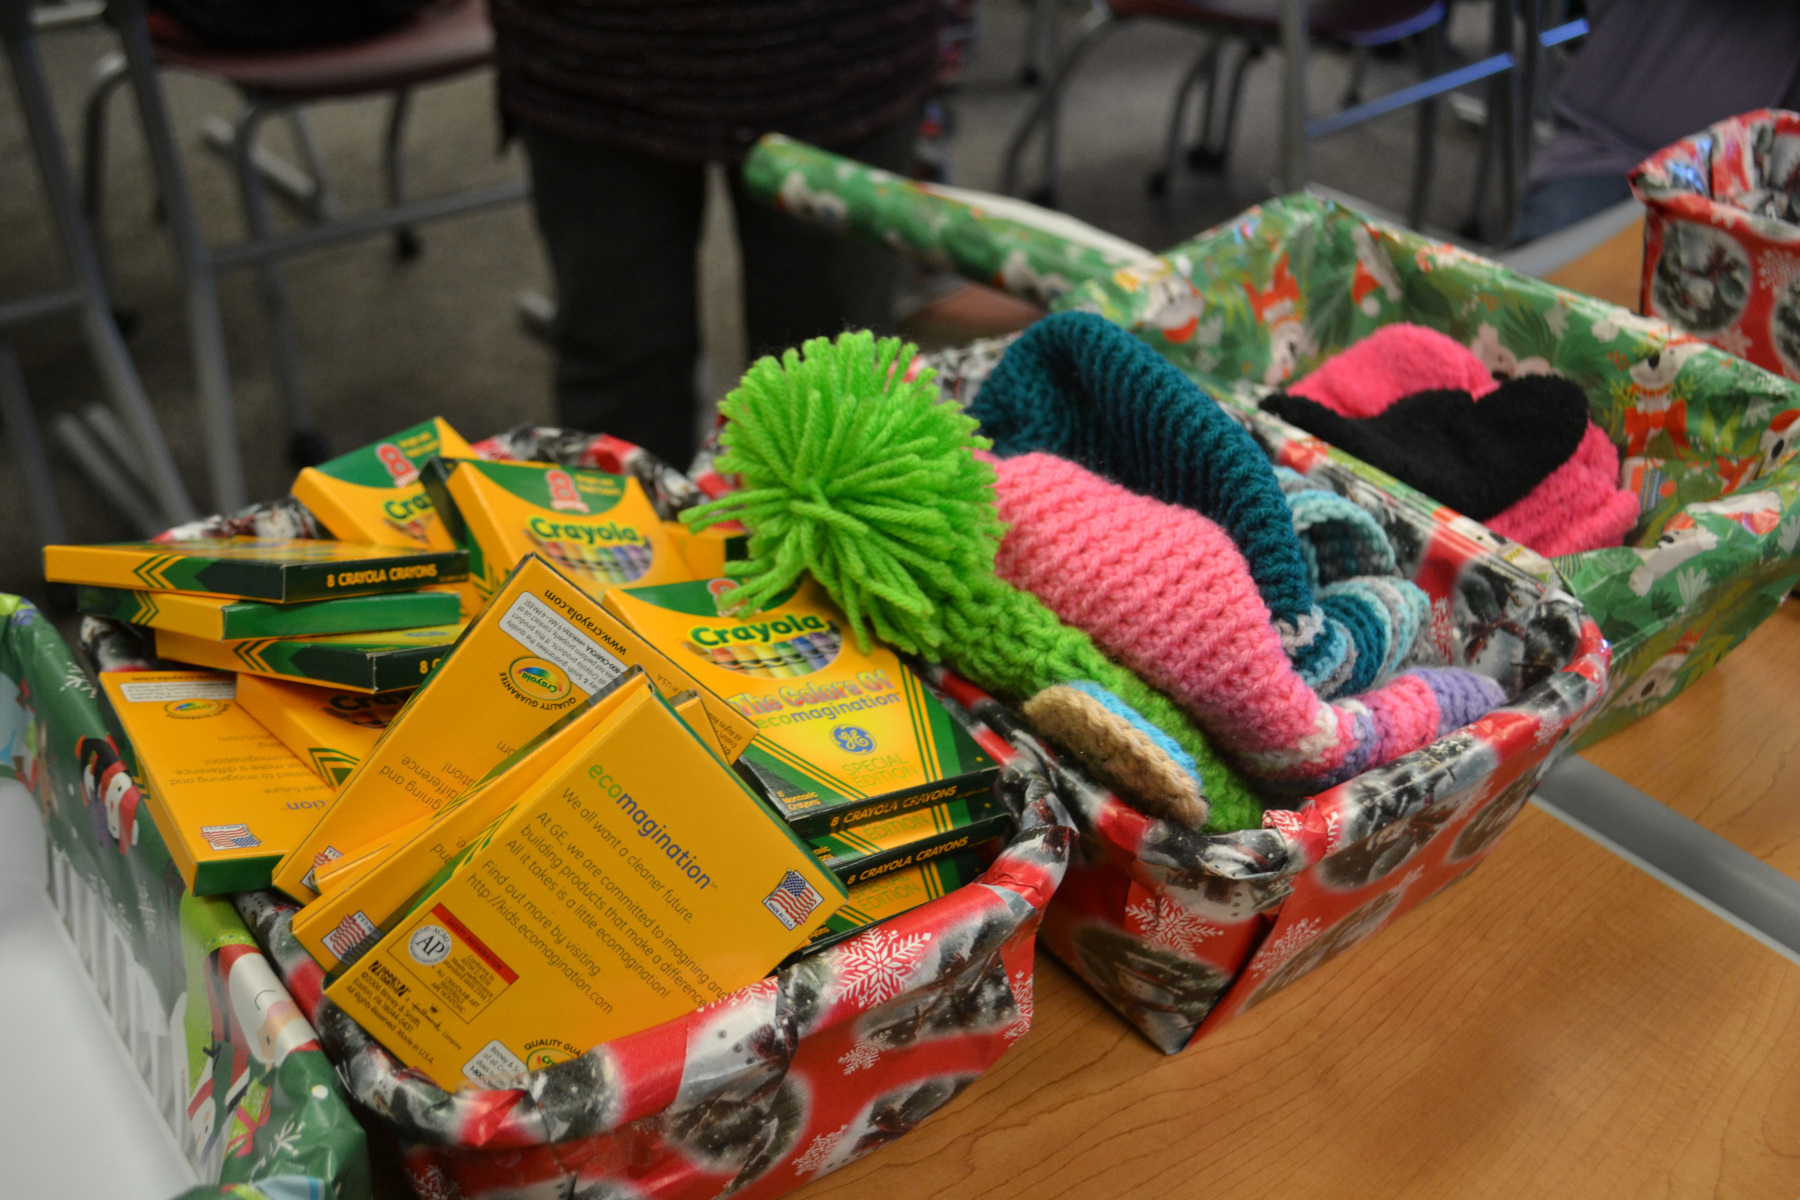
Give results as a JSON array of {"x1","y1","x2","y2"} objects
[
  {"x1": 1056, "y1": 194, "x2": 1800, "y2": 745},
  {"x1": 742, "y1": 133, "x2": 1150, "y2": 309},
  {"x1": 0, "y1": 595, "x2": 368, "y2": 1199},
  {"x1": 738, "y1": 142, "x2": 1800, "y2": 747}
]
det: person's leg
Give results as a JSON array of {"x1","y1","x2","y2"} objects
[
  {"x1": 728, "y1": 114, "x2": 920, "y2": 360},
  {"x1": 521, "y1": 124, "x2": 705, "y2": 466},
  {"x1": 1508, "y1": 175, "x2": 1635, "y2": 246}
]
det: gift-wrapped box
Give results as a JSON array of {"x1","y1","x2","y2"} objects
[
  {"x1": 73, "y1": 430, "x2": 1076, "y2": 1200},
  {"x1": 1632, "y1": 108, "x2": 1800, "y2": 381},
  {"x1": 0, "y1": 596, "x2": 368, "y2": 1199},
  {"x1": 743, "y1": 142, "x2": 1800, "y2": 746}
]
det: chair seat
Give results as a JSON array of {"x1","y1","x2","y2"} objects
[
  {"x1": 1109, "y1": 0, "x2": 1444, "y2": 45},
  {"x1": 148, "y1": 0, "x2": 492, "y2": 100}
]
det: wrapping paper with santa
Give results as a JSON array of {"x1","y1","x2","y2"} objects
[
  {"x1": 739, "y1": 150, "x2": 1800, "y2": 747},
  {"x1": 851, "y1": 356, "x2": 1607, "y2": 1051},
  {"x1": 114, "y1": 428, "x2": 1074, "y2": 1200},
  {"x1": 1632, "y1": 108, "x2": 1800, "y2": 382},
  {"x1": 232, "y1": 731, "x2": 1068, "y2": 1200},
  {"x1": 0, "y1": 596, "x2": 368, "y2": 1198}
]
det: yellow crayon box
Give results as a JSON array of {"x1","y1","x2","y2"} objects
[
  {"x1": 323, "y1": 679, "x2": 845, "y2": 1090},
  {"x1": 301, "y1": 672, "x2": 721, "y2": 905},
  {"x1": 291, "y1": 670, "x2": 652, "y2": 972},
  {"x1": 98, "y1": 670, "x2": 336, "y2": 894},
  {"x1": 155, "y1": 623, "x2": 463, "y2": 693},
  {"x1": 272, "y1": 555, "x2": 754, "y2": 900},
  {"x1": 235, "y1": 675, "x2": 407, "y2": 788},
  {"x1": 290, "y1": 417, "x2": 474, "y2": 551},
  {"x1": 419, "y1": 457, "x2": 689, "y2": 611},
  {"x1": 45, "y1": 538, "x2": 467, "y2": 604},
  {"x1": 601, "y1": 578, "x2": 1001, "y2": 841}
]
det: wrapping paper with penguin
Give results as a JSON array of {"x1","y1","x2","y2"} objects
[
  {"x1": 0, "y1": 596, "x2": 366, "y2": 1196},
  {"x1": 1632, "y1": 109, "x2": 1800, "y2": 382},
  {"x1": 741, "y1": 149, "x2": 1800, "y2": 746}
]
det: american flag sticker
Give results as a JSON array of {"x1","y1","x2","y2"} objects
[
  {"x1": 762, "y1": 869, "x2": 823, "y2": 930},
  {"x1": 199, "y1": 823, "x2": 261, "y2": 850},
  {"x1": 321, "y1": 910, "x2": 379, "y2": 962}
]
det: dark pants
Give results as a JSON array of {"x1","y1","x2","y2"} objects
[{"x1": 522, "y1": 120, "x2": 917, "y2": 469}]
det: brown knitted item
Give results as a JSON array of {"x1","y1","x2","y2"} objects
[{"x1": 1022, "y1": 685, "x2": 1209, "y2": 828}]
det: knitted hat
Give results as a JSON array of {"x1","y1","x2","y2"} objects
[
  {"x1": 1287, "y1": 322, "x2": 1498, "y2": 417},
  {"x1": 990, "y1": 451, "x2": 1506, "y2": 792},
  {"x1": 967, "y1": 310, "x2": 1346, "y2": 685},
  {"x1": 684, "y1": 331, "x2": 1263, "y2": 832},
  {"x1": 1262, "y1": 377, "x2": 1592, "y2": 521}
]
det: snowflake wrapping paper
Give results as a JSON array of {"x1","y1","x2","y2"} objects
[
  {"x1": 1633, "y1": 109, "x2": 1800, "y2": 383},
  {"x1": 79, "y1": 428, "x2": 1077, "y2": 1200},
  {"x1": 0, "y1": 596, "x2": 368, "y2": 1199},
  {"x1": 898, "y1": 396, "x2": 1608, "y2": 1052}
]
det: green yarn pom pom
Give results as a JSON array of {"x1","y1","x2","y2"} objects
[{"x1": 686, "y1": 331, "x2": 1263, "y2": 832}]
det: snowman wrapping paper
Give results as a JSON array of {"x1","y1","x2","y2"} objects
[
  {"x1": 1633, "y1": 108, "x2": 1800, "y2": 383},
  {"x1": 0, "y1": 596, "x2": 367, "y2": 1199}
]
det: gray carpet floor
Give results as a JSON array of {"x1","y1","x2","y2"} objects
[{"x1": 0, "y1": 0, "x2": 1505, "y2": 605}]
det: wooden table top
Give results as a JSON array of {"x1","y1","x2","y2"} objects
[{"x1": 798, "y1": 217, "x2": 1800, "y2": 1200}]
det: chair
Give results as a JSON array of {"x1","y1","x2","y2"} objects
[
  {"x1": 1002, "y1": 0, "x2": 1451, "y2": 230},
  {"x1": 84, "y1": 0, "x2": 524, "y2": 470},
  {"x1": 2, "y1": 0, "x2": 199, "y2": 552}
]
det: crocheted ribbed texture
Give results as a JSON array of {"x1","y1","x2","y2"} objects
[
  {"x1": 968, "y1": 311, "x2": 1315, "y2": 623},
  {"x1": 990, "y1": 452, "x2": 1506, "y2": 790},
  {"x1": 1288, "y1": 322, "x2": 1498, "y2": 416},
  {"x1": 684, "y1": 330, "x2": 1263, "y2": 831},
  {"x1": 1021, "y1": 682, "x2": 1206, "y2": 824},
  {"x1": 1487, "y1": 422, "x2": 1640, "y2": 556}
]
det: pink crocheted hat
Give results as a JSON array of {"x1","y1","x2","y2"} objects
[
  {"x1": 990, "y1": 452, "x2": 1505, "y2": 790},
  {"x1": 1289, "y1": 323, "x2": 1498, "y2": 416}
]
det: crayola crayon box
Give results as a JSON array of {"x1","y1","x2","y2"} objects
[
  {"x1": 44, "y1": 538, "x2": 466, "y2": 603},
  {"x1": 419, "y1": 457, "x2": 690, "y2": 610},
  {"x1": 600, "y1": 578, "x2": 1001, "y2": 841},
  {"x1": 155, "y1": 623, "x2": 463, "y2": 692},
  {"x1": 290, "y1": 417, "x2": 474, "y2": 551},
  {"x1": 272, "y1": 554, "x2": 754, "y2": 900},
  {"x1": 235, "y1": 675, "x2": 407, "y2": 787},
  {"x1": 77, "y1": 585, "x2": 461, "y2": 640},
  {"x1": 97, "y1": 670, "x2": 337, "y2": 894},
  {"x1": 292, "y1": 670, "x2": 651, "y2": 973},
  {"x1": 808, "y1": 797, "x2": 1014, "y2": 887},
  {"x1": 323, "y1": 676, "x2": 844, "y2": 1090}
]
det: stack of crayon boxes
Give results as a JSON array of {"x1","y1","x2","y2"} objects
[{"x1": 46, "y1": 419, "x2": 1015, "y2": 1089}]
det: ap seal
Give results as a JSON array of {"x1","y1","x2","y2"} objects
[{"x1": 408, "y1": 924, "x2": 452, "y2": 966}]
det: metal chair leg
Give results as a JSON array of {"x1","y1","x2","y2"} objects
[
  {"x1": 3, "y1": 1, "x2": 197, "y2": 525},
  {"x1": 80, "y1": 50, "x2": 129, "y2": 300},
  {"x1": 0, "y1": 337, "x2": 69, "y2": 547},
  {"x1": 1149, "y1": 38, "x2": 1217, "y2": 197},
  {"x1": 231, "y1": 100, "x2": 325, "y2": 467},
  {"x1": 1341, "y1": 44, "x2": 1369, "y2": 107},
  {"x1": 1408, "y1": 15, "x2": 1446, "y2": 231},
  {"x1": 283, "y1": 108, "x2": 338, "y2": 219},
  {"x1": 1278, "y1": 0, "x2": 1312, "y2": 193},
  {"x1": 1194, "y1": 39, "x2": 1262, "y2": 172},
  {"x1": 1000, "y1": 6, "x2": 1118, "y2": 204},
  {"x1": 385, "y1": 88, "x2": 421, "y2": 261},
  {"x1": 108, "y1": 0, "x2": 246, "y2": 510}
]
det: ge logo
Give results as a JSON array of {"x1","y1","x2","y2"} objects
[
  {"x1": 408, "y1": 924, "x2": 452, "y2": 966},
  {"x1": 832, "y1": 725, "x2": 875, "y2": 754}
]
